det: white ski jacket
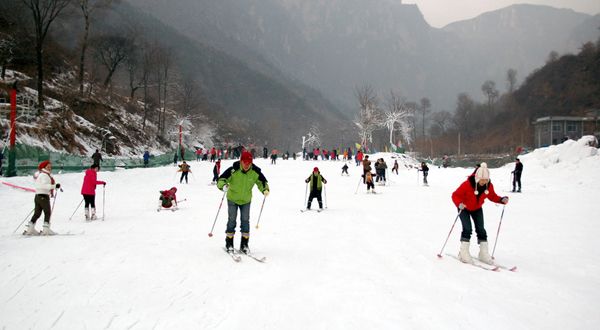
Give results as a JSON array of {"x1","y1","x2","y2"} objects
[{"x1": 34, "y1": 170, "x2": 56, "y2": 195}]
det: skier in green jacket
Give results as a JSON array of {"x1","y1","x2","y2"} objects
[{"x1": 217, "y1": 151, "x2": 269, "y2": 253}]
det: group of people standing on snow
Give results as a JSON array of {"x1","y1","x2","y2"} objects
[
  {"x1": 24, "y1": 160, "x2": 106, "y2": 235},
  {"x1": 22, "y1": 147, "x2": 524, "y2": 266}
]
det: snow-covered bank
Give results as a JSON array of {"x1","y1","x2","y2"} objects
[{"x1": 1, "y1": 138, "x2": 599, "y2": 329}]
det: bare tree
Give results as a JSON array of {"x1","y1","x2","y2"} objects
[
  {"x1": 0, "y1": 33, "x2": 16, "y2": 80},
  {"x1": 384, "y1": 90, "x2": 413, "y2": 148},
  {"x1": 419, "y1": 97, "x2": 431, "y2": 137},
  {"x1": 354, "y1": 84, "x2": 381, "y2": 150},
  {"x1": 429, "y1": 110, "x2": 453, "y2": 137},
  {"x1": 506, "y1": 68, "x2": 517, "y2": 94},
  {"x1": 77, "y1": 0, "x2": 113, "y2": 96},
  {"x1": 140, "y1": 42, "x2": 157, "y2": 130},
  {"x1": 304, "y1": 124, "x2": 322, "y2": 149},
  {"x1": 93, "y1": 34, "x2": 132, "y2": 88},
  {"x1": 453, "y1": 93, "x2": 475, "y2": 135},
  {"x1": 546, "y1": 50, "x2": 559, "y2": 63},
  {"x1": 176, "y1": 76, "x2": 203, "y2": 116},
  {"x1": 481, "y1": 80, "x2": 499, "y2": 110},
  {"x1": 153, "y1": 46, "x2": 173, "y2": 136},
  {"x1": 21, "y1": 0, "x2": 71, "y2": 110}
]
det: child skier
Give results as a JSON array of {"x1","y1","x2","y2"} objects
[
  {"x1": 178, "y1": 161, "x2": 191, "y2": 184},
  {"x1": 364, "y1": 171, "x2": 376, "y2": 193},
  {"x1": 419, "y1": 162, "x2": 429, "y2": 185},
  {"x1": 451, "y1": 163, "x2": 509, "y2": 264},
  {"x1": 392, "y1": 160, "x2": 399, "y2": 174},
  {"x1": 81, "y1": 164, "x2": 106, "y2": 220},
  {"x1": 305, "y1": 167, "x2": 327, "y2": 210},
  {"x1": 341, "y1": 163, "x2": 349, "y2": 176},
  {"x1": 158, "y1": 187, "x2": 178, "y2": 210},
  {"x1": 212, "y1": 159, "x2": 221, "y2": 185}
]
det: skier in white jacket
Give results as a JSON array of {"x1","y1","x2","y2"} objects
[{"x1": 24, "y1": 160, "x2": 61, "y2": 235}]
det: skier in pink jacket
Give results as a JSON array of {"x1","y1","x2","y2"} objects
[{"x1": 81, "y1": 164, "x2": 106, "y2": 220}]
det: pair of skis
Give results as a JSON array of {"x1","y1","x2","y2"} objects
[
  {"x1": 223, "y1": 248, "x2": 266, "y2": 263},
  {"x1": 300, "y1": 208, "x2": 323, "y2": 213},
  {"x1": 441, "y1": 253, "x2": 517, "y2": 272}
]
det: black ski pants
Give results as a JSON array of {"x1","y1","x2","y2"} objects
[
  {"x1": 307, "y1": 190, "x2": 323, "y2": 209},
  {"x1": 31, "y1": 194, "x2": 51, "y2": 224},
  {"x1": 180, "y1": 172, "x2": 189, "y2": 183},
  {"x1": 459, "y1": 208, "x2": 487, "y2": 243},
  {"x1": 513, "y1": 172, "x2": 522, "y2": 191},
  {"x1": 83, "y1": 194, "x2": 96, "y2": 208}
]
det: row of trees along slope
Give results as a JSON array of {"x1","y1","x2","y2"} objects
[{"x1": 0, "y1": 0, "x2": 351, "y2": 154}]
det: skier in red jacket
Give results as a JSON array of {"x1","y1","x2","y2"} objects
[
  {"x1": 451, "y1": 162, "x2": 508, "y2": 264},
  {"x1": 158, "y1": 187, "x2": 178, "y2": 210},
  {"x1": 81, "y1": 164, "x2": 106, "y2": 220}
]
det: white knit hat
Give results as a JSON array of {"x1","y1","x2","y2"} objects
[{"x1": 474, "y1": 162, "x2": 490, "y2": 195}]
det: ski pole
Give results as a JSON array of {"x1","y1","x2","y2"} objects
[
  {"x1": 68, "y1": 198, "x2": 84, "y2": 221},
  {"x1": 102, "y1": 185, "x2": 106, "y2": 221},
  {"x1": 437, "y1": 209, "x2": 462, "y2": 258},
  {"x1": 208, "y1": 190, "x2": 227, "y2": 237},
  {"x1": 304, "y1": 182, "x2": 308, "y2": 208},
  {"x1": 354, "y1": 176, "x2": 362, "y2": 194},
  {"x1": 48, "y1": 188, "x2": 61, "y2": 224},
  {"x1": 255, "y1": 194, "x2": 267, "y2": 229},
  {"x1": 323, "y1": 184, "x2": 328, "y2": 209},
  {"x1": 13, "y1": 209, "x2": 35, "y2": 234},
  {"x1": 491, "y1": 205, "x2": 506, "y2": 259}
]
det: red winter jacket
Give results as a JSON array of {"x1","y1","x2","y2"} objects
[
  {"x1": 81, "y1": 169, "x2": 106, "y2": 195},
  {"x1": 452, "y1": 175, "x2": 502, "y2": 211}
]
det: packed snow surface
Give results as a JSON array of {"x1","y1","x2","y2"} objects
[{"x1": 1, "y1": 138, "x2": 599, "y2": 329}]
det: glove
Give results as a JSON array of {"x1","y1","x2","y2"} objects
[
  {"x1": 458, "y1": 203, "x2": 465, "y2": 210},
  {"x1": 103, "y1": 182, "x2": 107, "y2": 186},
  {"x1": 305, "y1": 179, "x2": 309, "y2": 183},
  {"x1": 222, "y1": 185, "x2": 229, "y2": 192},
  {"x1": 55, "y1": 183, "x2": 61, "y2": 189},
  {"x1": 501, "y1": 197, "x2": 509, "y2": 204},
  {"x1": 263, "y1": 190, "x2": 270, "y2": 197}
]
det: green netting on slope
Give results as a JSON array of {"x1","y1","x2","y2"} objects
[{"x1": 4, "y1": 144, "x2": 177, "y2": 176}]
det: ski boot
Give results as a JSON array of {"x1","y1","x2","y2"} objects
[
  {"x1": 91, "y1": 208, "x2": 97, "y2": 220},
  {"x1": 478, "y1": 241, "x2": 493, "y2": 265},
  {"x1": 41, "y1": 223, "x2": 56, "y2": 236},
  {"x1": 85, "y1": 207, "x2": 90, "y2": 221},
  {"x1": 23, "y1": 221, "x2": 39, "y2": 235},
  {"x1": 240, "y1": 234, "x2": 250, "y2": 254},
  {"x1": 458, "y1": 241, "x2": 472, "y2": 263},
  {"x1": 225, "y1": 234, "x2": 234, "y2": 253}
]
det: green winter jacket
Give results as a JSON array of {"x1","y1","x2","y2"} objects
[
  {"x1": 305, "y1": 173, "x2": 326, "y2": 191},
  {"x1": 217, "y1": 161, "x2": 269, "y2": 205}
]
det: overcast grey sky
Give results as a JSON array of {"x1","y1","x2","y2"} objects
[{"x1": 403, "y1": 0, "x2": 600, "y2": 27}]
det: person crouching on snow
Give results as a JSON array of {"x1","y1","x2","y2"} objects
[
  {"x1": 159, "y1": 187, "x2": 178, "y2": 210},
  {"x1": 81, "y1": 164, "x2": 106, "y2": 220},
  {"x1": 451, "y1": 162, "x2": 508, "y2": 264},
  {"x1": 305, "y1": 167, "x2": 327, "y2": 210}
]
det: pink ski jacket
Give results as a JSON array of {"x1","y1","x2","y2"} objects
[{"x1": 81, "y1": 169, "x2": 105, "y2": 195}]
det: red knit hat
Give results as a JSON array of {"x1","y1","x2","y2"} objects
[
  {"x1": 240, "y1": 151, "x2": 253, "y2": 163},
  {"x1": 38, "y1": 160, "x2": 50, "y2": 170},
  {"x1": 313, "y1": 167, "x2": 319, "y2": 172}
]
